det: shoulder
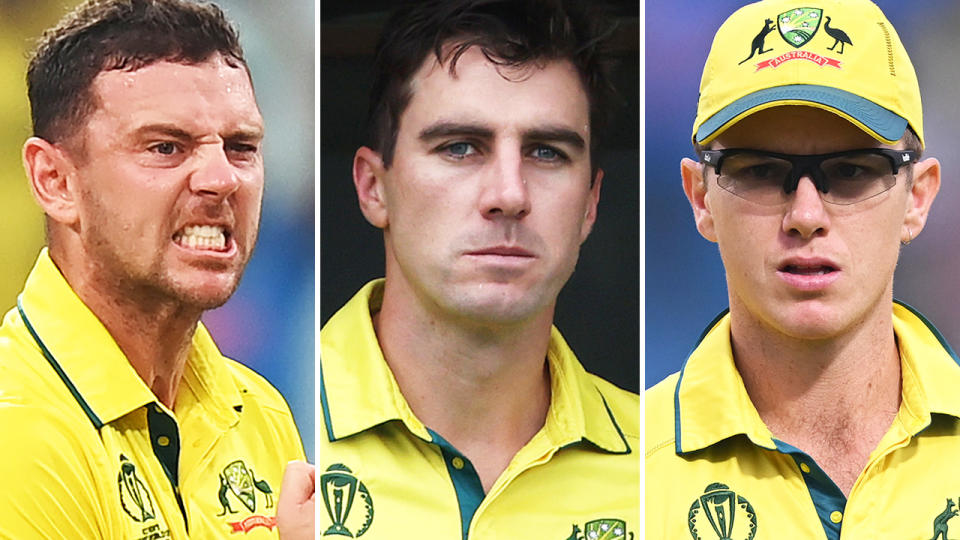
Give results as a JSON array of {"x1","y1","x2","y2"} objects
[
  {"x1": 0, "y1": 307, "x2": 93, "y2": 419},
  {"x1": 221, "y1": 357, "x2": 306, "y2": 459},
  {"x1": 223, "y1": 357, "x2": 297, "y2": 416},
  {"x1": 645, "y1": 372, "x2": 680, "y2": 458},
  {"x1": 0, "y1": 401, "x2": 115, "y2": 537}
]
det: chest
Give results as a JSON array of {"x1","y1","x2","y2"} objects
[
  {"x1": 95, "y1": 404, "x2": 293, "y2": 539},
  {"x1": 647, "y1": 419, "x2": 960, "y2": 540},
  {"x1": 320, "y1": 423, "x2": 639, "y2": 539}
]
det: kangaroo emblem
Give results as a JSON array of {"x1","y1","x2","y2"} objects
[
  {"x1": 216, "y1": 473, "x2": 237, "y2": 516},
  {"x1": 739, "y1": 18, "x2": 776, "y2": 65},
  {"x1": 933, "y1": 498, "x2": 957, "y2": 540}
]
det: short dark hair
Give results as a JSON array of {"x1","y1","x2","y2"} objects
[
  {"x1": 368, "y1": 0, "x2": 616, "y2": 168},
  {"x1": 28, "y1": 0, "x2": 248, "y2": 143}
]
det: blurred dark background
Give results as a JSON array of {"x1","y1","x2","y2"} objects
[
  {"x1": 320, "y1": 1, "x2": 640, "y2": 393},
  {"x1": 646, "y1": 0, "x2": 960, "y2": 389}
]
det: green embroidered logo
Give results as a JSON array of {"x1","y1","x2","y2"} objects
[
  {"x1": 217, "y1": 460, "x2": 274, "y2": 514},
  {"x1": 932, "y1": 498, "x2": 958, "y2": 540},
  {"x1": 777, "y1": 7, "x2": 822, "y2": 48},
  {"x1": 564, "y1": 518, "x2": 634, "y2": 540},
  {"x1": 320, "y1": 464, "x2": 374, "y2": 537},
  {"x1": 688, "y1": 483, "x2": 757, "y2": 540},
  {"x1": 118, "y1": 454, "x2": 156, "y2": 523}
]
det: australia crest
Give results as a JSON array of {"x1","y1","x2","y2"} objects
[
  {"x1": 778, "y1": 7, "x2": 822, "y2": 48},
  {"x1": 216, "y1": 460, "x2": 277, "y2": 534}
]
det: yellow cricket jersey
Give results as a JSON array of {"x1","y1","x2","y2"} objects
[
  {"x1": 0, "y1": 249, "x2": 305, "y2": 539},
  {"x1": 319, "y1": 280, "x2": 639, "y2": 539},
  {"x1": 646, "y1": 302, "x2": 960, "y2": 540}
]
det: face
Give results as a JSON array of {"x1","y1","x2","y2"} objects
[
  {"x1": 683, "y1": 106, "x2": 938, "y2": 340},
  {"x1": 68, "y1": 56, "x2": 264, "y2": 310},
  {"x1": 358, "y1": 47, "x2": 601, "y2": 326}
]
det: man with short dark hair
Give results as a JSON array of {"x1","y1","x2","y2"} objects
[
  {"x1": 645, "y1": 1, "x2": 954, "y2": 538},
  {"x1": 319, "y1": 0, "x2": 638, "y2": 538},
  {"x1": 0, "y1": 0, "x2": 307, "y2": 537}
]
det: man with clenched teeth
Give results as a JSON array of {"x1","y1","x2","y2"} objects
[
  {"x1": 0, "y1": 1, "x2": 311, "y2": 538},
  {"x1": 646, "y1": 1, "x2": 959, "y2": 538},
  {"x1": 319, "y1": 1, "x2": 638, "y2": 538}
]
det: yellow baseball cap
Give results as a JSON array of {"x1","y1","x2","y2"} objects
[{"x1": 693, "y1": 0, "x2": 923, "y2": 147}]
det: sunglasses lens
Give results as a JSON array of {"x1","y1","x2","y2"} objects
[
  {"x1": 713, "y1": 150, "x2": 900, "y2": 205},
  {"x1": 819, "y1": 154, "x2": 897, "y2": 204},
  {"x1": 716, "y1": 153, "x2": 792, "y2": 205}
]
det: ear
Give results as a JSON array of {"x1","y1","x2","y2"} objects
[
  {"x1": 579, "y1": 168, "x2": 603, "y2": 243},
  {"x1": 23, "y1": 137, "x2": 79, "y2": 226},
  {"x1": 353, "y1": 146, "x2": 389, "y2": 229},
  {"x1": 681, "y1": 157, "x2": 717, "y2": 242},
  {"x1": 902, "y1": 157, "x2": 940, "y2": 243}
]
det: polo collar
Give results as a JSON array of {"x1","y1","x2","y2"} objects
[
  {"x1": 17, "y1": 248, "x2": 242, "y2": 428},
  {"x1": 673, "y1": 302, "x2": 960, "y2": 455},
  {"x1": 893, "y1": 301, "x2": 960, "y2": 429},
  {"x1": 320, "y1": 279, "x2": 630, "y2": 454}
]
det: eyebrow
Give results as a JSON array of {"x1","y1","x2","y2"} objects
[
  {"x1": 524, "y1": 126, "x2": 586, "y2": 150},
  {"x1": 418, "y1": 122, "x2": 493, "y2": 141},
  {"x1": 418, "y1": 121, "x2": 586, "y2": 150},
  {"x1": 131, "y1": 122, "x2": 265, "y2": 142}
]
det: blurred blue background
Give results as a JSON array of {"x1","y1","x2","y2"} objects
[
  {"x1": 646, "y1": 0, "x2": 960, "y2": 389},
  {"x1": 0, "y1": 0, "x2": 315, "y2": 458}
]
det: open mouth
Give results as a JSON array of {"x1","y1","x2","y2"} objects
[
  {"x1": 173, "y1": 225, "x2": 231, "y2": 252},
  {"x1": 781, "y1": 264, "x2": 837, "y2": 276}
]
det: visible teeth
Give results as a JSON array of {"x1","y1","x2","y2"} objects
[
  {"x1": 788, "y1": 266, "x2": 830, "y2": 275},
  {"x1": 175, "y1": 225, "x2": 226, "y2": 251}
]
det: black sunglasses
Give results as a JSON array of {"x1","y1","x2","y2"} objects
[{"x1": 699, "y1": 148, "x2": 918, "y2": 205}]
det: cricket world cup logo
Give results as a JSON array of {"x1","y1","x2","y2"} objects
[
  {"x1": 117, "y1": 454, "x2": 156, "y2": 523},
  {"x1": 320, "y1": 464, "x2": 374, "y2": 537},
  {"x1": 687, "y1": 483, "x2": 757, "y2": 540}
]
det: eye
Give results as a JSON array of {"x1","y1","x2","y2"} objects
[
  {"x1": 832, "y1": 163, "x2": 865, "y2": 179},
  {"x1": 226, "y1": 142, "x2": 260, "y2": 160},
  {"x1": 746, "y1": 164, "x2": 775, "y2": 178},
  {"x1": 530, "y1": 145, "x2": 567, "y2": 162},
  {"x1": 150, "y1": 141, "x2": 179, "y2": 155},
  {"x1": 441, "y1": 142, "x2": 477, "y2": 159}
]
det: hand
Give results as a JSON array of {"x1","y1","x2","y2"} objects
[{"x1": 277, "y1": 460, "x2": 315, "y2": 540}]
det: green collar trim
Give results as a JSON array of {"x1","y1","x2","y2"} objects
[{"x1": 17, "y1": 298, "x2": 103, "y2": 429}]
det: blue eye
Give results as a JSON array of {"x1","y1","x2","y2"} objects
[
  {"x1": 530, "y1": 145, "x2": 566, "y2": 162},
  {"x1": 152, "y1": 142, "x2": 178, "y2": 155},
  {"x1": 444, "y1": 142, "x2": 476, "y2": 158}
]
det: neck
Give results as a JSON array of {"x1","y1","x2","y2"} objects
[
  {"x1": 730, "y1": 302, "x2": 901, "y2": 431},
  {"x1": 52, "y1": 248, "x2": 200, "y2": 410},
  {"x1": 374, "y1": 277, "x2": 553, "y2": 492},
  {"x1": 729, "y1": 298, "x2": 901, "y2": 495}
]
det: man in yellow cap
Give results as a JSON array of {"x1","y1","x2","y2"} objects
[{"x1": 646, "y1": 1, "x2": 956, "y2": 538}]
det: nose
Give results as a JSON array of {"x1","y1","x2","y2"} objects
[
  {"x1": 478, "y1": 145, "x2": 530, "y2": 220},
  {"x1": 782, "y1": 176, "x2": 829, "y2": 238},
  {"x1": 189, "y1": 142, "x2": 241, "y2": 200}
]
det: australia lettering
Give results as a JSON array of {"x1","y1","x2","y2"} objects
[{"x1": 755, "y1": 50, "x2": 841, "y2": 71}]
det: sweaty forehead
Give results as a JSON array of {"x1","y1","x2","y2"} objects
[{"x1": 87, "y1": 56, "x2": 262, "y2": 133}]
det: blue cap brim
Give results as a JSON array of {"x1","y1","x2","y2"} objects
[{"x1": 695, "y1": 84, "x2": 908, "y2": 144}]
